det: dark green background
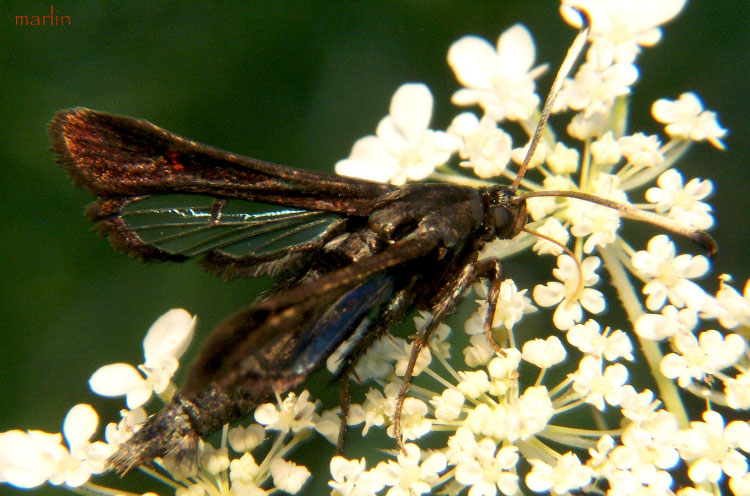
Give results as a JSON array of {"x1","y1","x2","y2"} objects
[{"x1": 1, "y1": 2, "x2": 748, "y2": 495}]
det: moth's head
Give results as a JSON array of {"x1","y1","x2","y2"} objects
[{"x1": 484, "y1": 185, "x2": 527, "y2": 240}]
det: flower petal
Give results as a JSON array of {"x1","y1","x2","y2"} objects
[
  {"x1": 143, "y1": 309, "x2": 196, "y2": 364},
  {"x1": 62, "y1": 404, "x2": 98, "y2": 451},
  {"x1": 496, "y1": 24, "x2": 536, "y2": 75},
  {"x1": 447, "y1": 36, "x2": 497, "y2": 88},
  {"x1": 88, "y1": 363, "x2": 145, "y2": 397},
  {"x1": 389, "y1": 83, "x2": 433, "y2": 143}
]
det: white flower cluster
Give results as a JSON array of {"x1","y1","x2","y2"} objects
[
  {"x1": 326, "y1": 1, "x2": 746, "y2": 495},
  {"x1": 0, "y1": 311, "x2": 314, "y2": 495}
]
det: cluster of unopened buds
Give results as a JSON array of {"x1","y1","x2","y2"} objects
[{"x1": 2, "y1": 2, "x2": 747, "y2": 495}]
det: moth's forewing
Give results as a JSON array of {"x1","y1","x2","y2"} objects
[{"x1": 49, "y1": 108, "x2": 396, "y2": 277}]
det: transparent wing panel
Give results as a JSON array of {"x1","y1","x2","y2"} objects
[{"x1": 120, "y1": 194, "x2": 343, "y2": 258}]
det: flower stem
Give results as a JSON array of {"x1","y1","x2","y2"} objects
[{"x1": 599, "y1": 244, "x2": 689, "y2": 428}]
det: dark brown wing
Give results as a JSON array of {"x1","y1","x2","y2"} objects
[
  {"x1": 183, "y1": 235, "x2": 439, "y2": 394},
  {"x1": 49, "y1": 108, "x2": 396, "y2": 277}
]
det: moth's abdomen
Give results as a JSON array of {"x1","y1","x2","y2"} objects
[{"x1": 108, "y1": 385, "x2": 263, "y2": 474}]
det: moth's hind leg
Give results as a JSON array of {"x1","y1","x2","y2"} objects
[{"x1": 332, "y1": 277, "x2": 420, "y2": 453}]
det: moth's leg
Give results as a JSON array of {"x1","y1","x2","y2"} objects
[
  {"x1": 393, "y1": 259, "x2": 479, "y2": 453},
  {"x1": 473, "y1": 257, "x2": 505, "y2": 354},
  {"x1": 334, "y1": 278, "x2": 419, "y2": 453},
  {"x1": 337, "y1": 377, "x2": 351, "y2": 454}
]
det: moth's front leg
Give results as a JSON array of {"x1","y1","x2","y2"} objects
[{"x1": 472, "y1": 257, "x2": 505, "y2": 354}]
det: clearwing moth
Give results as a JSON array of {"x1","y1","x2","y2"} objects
[{"x1": 48, "y1": 14, "x2": 714, "y2": 474}]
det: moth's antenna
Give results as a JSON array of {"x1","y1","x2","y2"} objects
[
  {"x1": 518, "y1": 190, "x2": 717, "y2": 255},
  {"x1": 512, "y1": 8, "x2": 591, "y2": 190}
]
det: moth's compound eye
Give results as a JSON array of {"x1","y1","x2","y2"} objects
[{"x1": 492, "y1": 205, "x2": 512, "y2": 233}]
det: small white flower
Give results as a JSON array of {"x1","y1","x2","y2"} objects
[
  {"x1": 335, "y1": 83, "x2": 455, "y2": 184},
  {"x1": 385, "y1": 397, "x2": 432, "y2": 442},
  {"x1": 457, "y1": 370, "x2": 491, "y2": 400},
  {"x1": 103, "y1": 407, "x2": 147, "y2": 447},
  {"x1": 448, "y1": 112, "x2": 513, "y2": 178},
  {"x1": 730, "y1": 472, "x2": 750, "y2": 496},
  {"x1": 531, "y1": 218, "x2": 570, "y2": 256},
  {"x1": 462, "y1": 333, "x2": 495, "y2": 368},
  {"x1": 413, "y1": 312, "x2": 452, "y2": 360},
  {"x1": 567, "y1": 319, "x2": 633, "y2": 361},
  {"x1": 88, "y1": 309, "x2": 196, "y2": 409},
  {"x1": 269, "y1": 458, "x2": 310, "y2": 494},
  {"x1": 522, "y1": 336, "x2": 567, "y2": 368},
  {"x1": 566, "y1": 109, "x2": 610, "y2": 141},
  {"x1": 631, "y1": 235, "x2": 710, "y2": 311},
  {"x1": 57, "y1": 405, "x2": 111, "y2": 486},
  {"x1": 201, "y1": 444, "x2": 229, "y2": 475},
  {"x1": 619, "y1": 388, "x2": 662, "y2": 425},
  {"x1": 677, "y1": 410, "x2": 750, "y2": 483},
  {"x1": 546, "y1": 141, "x2": 579, "y2": 175},
  {"x1": 463, "y1": 386, "x2": 553, "y2": 442},
  {"x1": 512, "y1": 386, "x2": 555, "y2": 440},
  {"x1": 0, "y1": 430, "x2": 65, "y2": 489},
  {"x1": 453, "y1": 440, "x2": 520, "y2": 496},
  {"x1": 724, "y1": 371, "x2": 750, "y2": 410},
  {"x1": 560, "y1": 60, "x2": 638, "y2": 118},
  {"x1": 570, "y1": 356, "x2": 629, "y2": 410},
  {"x1": 445, "y1": 427, "x2": 480, "y2": 466},
  {"x1": 315, "y1": 409, "x2": 342, "y2": 445},
  {"x1": 329, "y1": 456, "x2": 384, "y2": 496},
  {"x1": 229, "y1": 451, "x2": 260, "y2": 485},
  {"x1": 645, "y1": 169, "x2": 714, "y2": 230},
  {"x1": 354, "y1": 335, "x2": 401, "y2": 381},
  {"x1": 568, "y1": 201, "x2": 621, "y2": 253},
  {"x1": 652, "y1": 92, "x2": 727, "y2": 149},
  {"x1": 348, "y1": 387, "x2": 389, "y2": 436},
  {"x1": 487, "y1": 349, "x2": 522, "y2": 397},
  {"x1": 376, "y1": 443, "x2": 446, "y2": 496},
  {"x1": 393, "y1": 337, "x2": 432, "y2": 378},
  {"x1": 533, "y1": 255, "x2": 606, "y2": 330},
  {"x1": 618, "y1": 132, "x2": 664, "y2": 168},
  {"x1": 701, "y1": 277, "x2": 750, "y2": 330},
  {"x1": 560, "y1": 0, "x2": 687, "y2": 65},
  {"x1": 526, "y1": 452, "x2": 593, "y2": 495},
  {"x1": 254, "y1": 391, "x2": 317, "y2": 434},
  {"x1": 510, "y1": 138, "x2": 550, "y2": 170},
  {"x1": 525, "y1": 174, "x2": 574, "y2": 222},
  {"x1": 635, "y1": 305, "x2": 698, "y2": 340},
  {"x1": 609, "y1": 411, "x2": 681, "y2": 483},
  {"x1": 429, "y1": 389, "x2": 465, "y2": 422},
  {"x1": 660, "y1": 330, "x2": 746, "y2": 387},
  {"x1": 448, "y1": 24, "x2": 547, "y2": 122},
  {"x1": 0, "y1": 404, "x2": 111, "y2": 489},
  {"x1": 228, "y1": 424, "x2": 266, "y2": 453},
  {"x1": 566, "y1": 173, "x2": 627, "y2": 253},
  {"x1": 590, "y1": 131, "x2": 622, "y2": 165},
  {"x1": 469, "y1": 279, "x2": 537, "y2": 333}
]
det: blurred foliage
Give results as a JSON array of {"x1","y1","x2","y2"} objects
[{"x1": 0, "y1": 2, "x2": 748, "y2": 495}]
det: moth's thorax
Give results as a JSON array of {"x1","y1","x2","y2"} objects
[
  {"x1": 367, "y1": 183, "x2": 485, "y2": 248},
  {"x1": 481, "y1": 185, "x2": 527, "y2": 240}
]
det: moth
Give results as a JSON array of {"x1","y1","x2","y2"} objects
[{"x1": 49, "y1": 20, "x2": 714, "y2": 475}]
